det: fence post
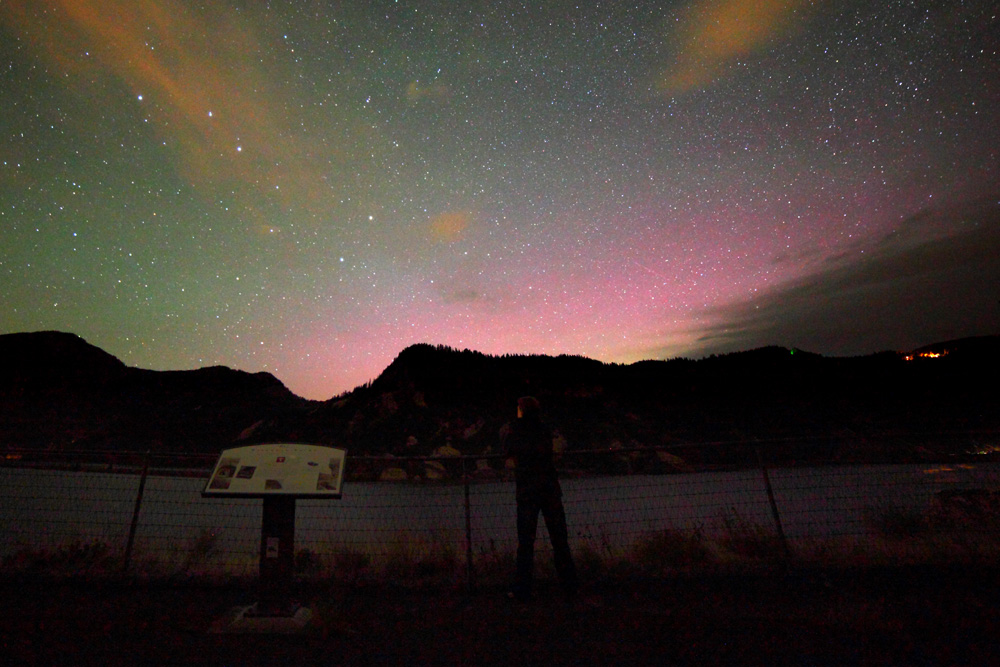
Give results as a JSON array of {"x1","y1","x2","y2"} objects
[
  {"x1": 463, "y1": 456, "x2": 475, "y2": 594},
  {"x1": 122, "y1": 450, "x2": 151, "y2": 575},
  {"x1": 755, "y1": 445, "x2": 791, "y2": 562}
]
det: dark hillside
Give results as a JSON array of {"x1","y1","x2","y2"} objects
[
  {"x1": 1, "y1": 331, "x2": 998, "y2": 464},
  {"x1": 0, "y1": 330, "x2": 128, "y2": 388},
  {"x1": 286, "y1": 338, "x2": 1000, "y2": 465},
  {"x1": 0, "y1": 331, "x2": 312, "y2": 451}
]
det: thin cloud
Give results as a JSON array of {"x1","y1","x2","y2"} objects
[
  {"x1": 430, "y1": 211, "x2": 472, "y2": 243},
  {"x1": 2, "y1": 0, "x2": 346, "y2": 220},
  {"x1": 659, "y1": 0, "x2": 813, "y2": 94},
  {"x1": 440, "y1": 289, "x2": 481, "y2": 305},
  {"x1": 689, "y1": 199, "x2": 1000, "y2": 356}
]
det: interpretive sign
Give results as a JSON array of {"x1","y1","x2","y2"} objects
[
  {"x1": 202, "y1": 443, "x2": 346, "y2": 499},
  {"x1": 201, "y1": 443, "x2": 347, "y2": 629}
]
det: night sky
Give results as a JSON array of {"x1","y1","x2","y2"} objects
[{"x1": 2, "y1": 1, "x2": 998, "y2": 400}]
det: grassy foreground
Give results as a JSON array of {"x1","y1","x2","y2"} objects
[{"x1": 3, "y1": 564, "x2": 999, "y2": 665}]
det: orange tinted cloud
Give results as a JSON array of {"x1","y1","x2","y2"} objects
[
  {"x1": 660, "y1": 0, "x2": 812, "y2": 94},
  {"x1": 430, "y1": 211, "x2": 470, "y2": 242},
  {"x1": 2, "y1": 0, "x2": 342, "y2": 219}
]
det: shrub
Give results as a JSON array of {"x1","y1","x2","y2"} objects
[
  {"x1": 631, "y1": 525, "x2": 714, "y2": 574},
  {"x1": 331, "y1": 548, "x2": 373, "y2": 584},
  {"x1": 717, "y1": 509, "x2": 785, "y2": 561},
  {"x1": 382, "y1": 531, "x2": 460, "y2": 586},
  {"x1": 3, "y1": 539, "x2": 116, "y2": 576},
  {"x1": 175, "y1": 528, "x2": 219, "y2": 576}
]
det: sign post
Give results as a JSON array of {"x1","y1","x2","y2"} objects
[
  {"x1": 259, "y1": 495, "x2": 296, "y2": 615},
  {"x1": 202, "y1": 443, "x2": 346, "y2": 631}
]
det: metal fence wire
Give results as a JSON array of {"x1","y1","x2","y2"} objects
[{"x1": 2, "y1": 439, "x2": 1000, "y2": 585}]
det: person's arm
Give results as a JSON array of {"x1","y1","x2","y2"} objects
[
  {"x1": 552, "y1": 430, "x2": 566, "y2": 463},
  {"x1": 501, "y1": 422, "x2": 519, "y2": 470}
]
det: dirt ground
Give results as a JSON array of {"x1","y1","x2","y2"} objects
[{"x1": 3, "y1": 565, "x2": 1000, "y2": 666}]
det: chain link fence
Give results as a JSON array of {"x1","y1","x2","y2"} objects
[{"x1": 3, "y1": 437, "x2": 1000, "y2": 585}]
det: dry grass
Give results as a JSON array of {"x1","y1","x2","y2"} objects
[{"x1": 7, "y1": 491, "x2": 1000, "y2": 585}]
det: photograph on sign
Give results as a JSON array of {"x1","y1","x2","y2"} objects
[
  {"x1": 317, "y1": 457, "x2": 342, "y2": 491},
  {"x1": 207, "y1": 457, "x2": 239, "y2": 490},
  {"x1": 203, "y1": 444, "x2": 346, "y2": 498}
]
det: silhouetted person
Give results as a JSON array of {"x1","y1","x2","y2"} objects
[{"x1": 503, "y1": 396, "x2": 577, "y2": 600}]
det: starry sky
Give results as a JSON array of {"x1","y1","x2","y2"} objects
[{"x1": 2, "y1": 0, "x2": 998, "y2": 400}]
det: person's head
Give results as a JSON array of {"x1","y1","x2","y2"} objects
[{"x1": 517, "y1": 396, "x2": 540, "y2": 419}]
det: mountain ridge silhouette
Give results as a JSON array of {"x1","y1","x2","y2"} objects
[{"x1": 1, "y1": 331, "x2": 997, "y2": 463}]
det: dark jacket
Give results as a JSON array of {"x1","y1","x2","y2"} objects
[{"x1": 505, "y1": 415, "x2": 561, "y2": 501}]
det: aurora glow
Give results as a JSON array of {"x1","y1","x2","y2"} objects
[{"x1": 2, "y1": 0, "x2": 997, "y2": 399}]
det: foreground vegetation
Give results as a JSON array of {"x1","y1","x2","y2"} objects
[{"x1": 5, "y1": 495, "x2": 999, "y2": 587}]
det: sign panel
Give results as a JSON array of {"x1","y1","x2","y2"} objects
[{"x1": 202, "y1": 444, "x2": 346, "y2": 498}]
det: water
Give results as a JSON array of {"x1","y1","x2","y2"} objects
[{"x1": 2, "y1": 462, "x2": 998, "y2": 572}]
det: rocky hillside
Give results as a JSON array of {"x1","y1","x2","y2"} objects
[
  {"x1": 281, "y1": 338, "x2": 1000, "y2": 465},
  {"x1": 1, "y1": 331, "x2": 998, "y2": 464}
]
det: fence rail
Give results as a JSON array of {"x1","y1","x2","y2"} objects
[{"x1": 3, "y1": 436, "x2": 1000, "y2": 586}]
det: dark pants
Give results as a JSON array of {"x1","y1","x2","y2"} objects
[{"x1": 514, "y1": 491, "x2": 578, "y2": 597}]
